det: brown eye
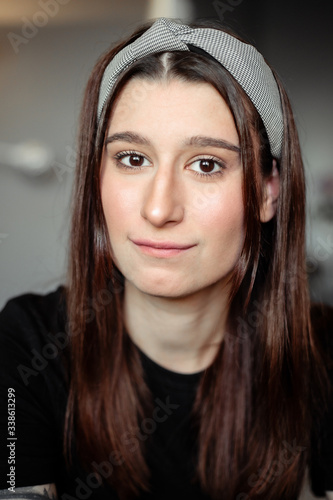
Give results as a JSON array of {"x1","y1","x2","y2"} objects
[
  {"x1": 199, "y1": 159, "x2": 216, "y2": 173},
  {"x1": 129, "y1": 155, "x2": 144, "y2": 167},
  {"x1": 187, "y1": 157, "x2": 225, "y2": 177},
  {"x1": 114, "y1": 152, "x2": 150, "y2": 168}
]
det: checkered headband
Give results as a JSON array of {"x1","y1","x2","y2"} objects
[{"x1": 98, "y1": 18, "x2": 283, "y2": 158}]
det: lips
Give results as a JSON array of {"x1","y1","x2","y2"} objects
[
  {"x1": 132, "y1": 239, "x2": 194, "y2": 249},
  {"x1": 130, "y1": 239, "x2": 196, "y2": 257}
]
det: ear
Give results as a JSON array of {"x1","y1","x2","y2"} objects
[{"x1": 260, "y1": 160, "x2": 280, "y2": 223}]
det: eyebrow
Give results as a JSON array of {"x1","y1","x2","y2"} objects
[
  {"x1": 105, "y1": 131, "x2": 240, "y2": 154},
  {"x1": 105, "y1": 132, "x2": 150, "y2": 146},
  {"x1": 186, "y1": 135, "x2": 240, "y2": 154}
]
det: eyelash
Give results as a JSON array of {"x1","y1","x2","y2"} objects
[
  {"x1": 113, "y1": 151, "x2": 226, "y2": 178},
  {"x1": 113, "y1": 150, "x2": 148, "y2": 170},
  {"x1": 189, "y1": 156, "x2": 226, "y2": 178}
]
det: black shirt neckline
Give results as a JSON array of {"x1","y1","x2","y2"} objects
[{"x1": 137, "y1": 345, "x2": 204, "y2": 392}]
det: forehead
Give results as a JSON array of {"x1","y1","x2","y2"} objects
[{"x1": 107, "y1": 77, "x2": 239, "y2": 147}]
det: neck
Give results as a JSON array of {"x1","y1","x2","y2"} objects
[{"x1": 124, "y1": 280, "x2": 229, "y2": 374}]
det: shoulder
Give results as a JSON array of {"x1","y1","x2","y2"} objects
[
  {"x1": 311, "y1": 302, "x2": 333, "y2": 361},
  {"x1": 309, "y1": 303, "x2": 333, "y2": 495},
  {"x1": 0, "y1": 287, "x2": 66, "y2": 340},
  {"x1": 0, "y1": 289, "x2": 69, "y2": 489},
  {"x1": 310, "y1": 302, "x2": 333, "y2": 403},
  {"x1": 0, "y1": 286, "x2": 68, "y2": 396},
  {"x1": 0, "y1": 287, "x2": 68, "y2": 362},
  {"x1": 311, "y1": 302, "x2": 333, "y2": 332}
]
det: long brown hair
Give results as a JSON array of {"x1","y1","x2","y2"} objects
[{"x1": 65, "y1": 19, "x2": 329, "y2": 499}]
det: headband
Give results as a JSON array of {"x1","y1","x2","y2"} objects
[{"x1": 98, "y1": 18, "x2": 283, "y2": 158}]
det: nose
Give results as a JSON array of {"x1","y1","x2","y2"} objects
[{"x1": 140, "y1": 164, "x2": 184, "y2": 227}]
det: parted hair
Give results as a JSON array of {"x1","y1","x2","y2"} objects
[{"x1": 65, "y1": 19, "x2": 329, "y2": 500}]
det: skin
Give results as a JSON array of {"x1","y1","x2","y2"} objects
[
  {"x1": 0, "y1": 484, "x2": 57, "y2": 500},
  {"x1": 100, "y1": 78, "x2": 278, "y2": 373}
]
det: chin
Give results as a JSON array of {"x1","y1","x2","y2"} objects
[
  {"x1": 130, "y1": 275, "x2": 196, "y2": 299},
  {"x1": 139, "y1": 284, "x2": 188, "y2": 299}
]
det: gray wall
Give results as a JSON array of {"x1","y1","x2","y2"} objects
[
  {"x1": 1, "y1": 0, "x2": 332, "y2": 309},
  {"x1": 0, "y1": 5, "x2": 148, "y2": 308}
]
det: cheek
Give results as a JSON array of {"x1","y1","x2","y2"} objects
[
  {"x1": 101, "y1": 176, "x2": 138, "y2": 236},
  {"x1": 196, "y1": 181, "x2": 245, "y2": 254}
]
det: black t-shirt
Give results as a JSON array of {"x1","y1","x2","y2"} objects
[{"x1": 0, "y1": 288, "x2": 332, "y2": 498}]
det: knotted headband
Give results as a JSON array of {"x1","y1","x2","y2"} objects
[{"x1": 98, "y1": 18, "x2": 283, "y2": 158}]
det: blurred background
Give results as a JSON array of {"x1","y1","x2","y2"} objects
[
  {"x1": 0, "y1": 1, "x2": 332, "y2": 497},
  {"x1": 0, "y1": 0, "x2": 332, "y2": 312}
]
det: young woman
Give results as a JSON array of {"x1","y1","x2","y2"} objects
[{"x1": 0, "y1": 17, "x2": 332, "y2": 500}]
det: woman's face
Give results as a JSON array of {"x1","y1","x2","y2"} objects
[{"x1": 100, "y1": 77, "x2": 245, "y2": 299}]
